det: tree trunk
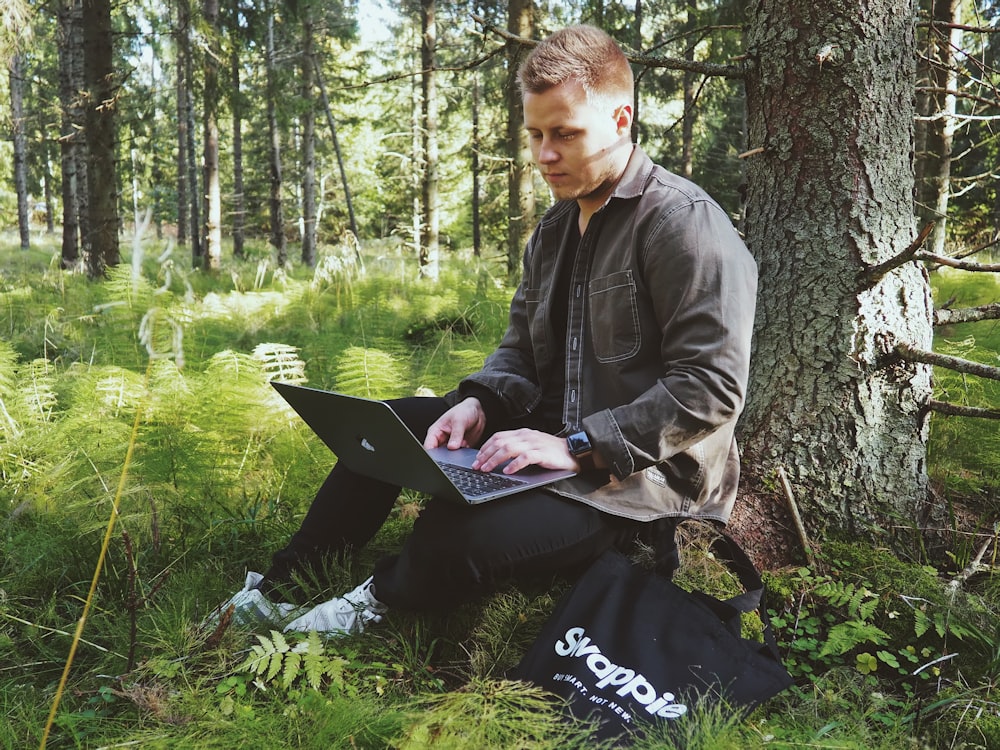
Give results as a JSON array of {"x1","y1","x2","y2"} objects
[
  {"x1": 741, "y1": 0, "x2": 934, "y2": 539},
  {"x1": 419, "y1": 0, "x2": 440, "y2": 280},
  {"x1": 313, "y1": 55, "x2": 360, "y2": 245},
  {"x1": 231, "y1": 43, "x2": 245, "y2": 259},
  {"x1": 72, "y1": 0, "x2": 91, "y2": 265},
  {"x1": 9, "y1": 52, "x2": 30, "y2": 250},
  {"x1": 58, "y1": 0, "x2": 80, "y2": 265},
  {"x1": 82, "y1": 0, "x2": 120, "y2": 277},
  {"x1": 916, "y1": 0, "x2": 961, "y2": 256},
  {"x1": 300, "y1": 4, "x2": 317, "y2": 267},
  {"x1": 42, "y1": 144, "x2": 55, "y2": 234},
  {"x1": 680, "y1": 1, "x2": 697, "y2": 180},
  {"x1": 505, "y1": 0, "x2": 534, "y2": 283},
  {"x1": 631, "y1": 0, "x2": 642, "y2": 144},
  {"x1": 471, "y1": 69, "x2": 482, "y2": 258},
  {"x1": 202, "y1": 0, "x2": 222, "y2": 271},
  {"x1": 175, "y1": 0, "x2": 189, "y2": 250},
  {"x1": 266, "y1": 7, "x2": 287, "y2": 266},
  {"x1": 181, "y1": 0, "x2": 202, "y2": 264},
  {"x1": 410, "y1": 73, "x2": 421, "y2": 266},
  {"x1": 58, "y1": 0, "x2": 86, "y2": 267}
]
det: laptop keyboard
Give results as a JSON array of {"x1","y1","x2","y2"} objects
[{"x1": 439, "y1": 462, "x2": 527, "y2": 497}]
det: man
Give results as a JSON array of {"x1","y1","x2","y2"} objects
[{"x1": 209, "y1": 24, "x2": 758, "y2": 635}]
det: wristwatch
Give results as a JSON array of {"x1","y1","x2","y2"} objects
[{"x1": 566, "y1": 431, "x2": 596, "y2": 472}]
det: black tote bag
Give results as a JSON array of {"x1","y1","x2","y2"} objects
[{"x1": 511, "y1": 533, "x2": 793, "y2": 742}]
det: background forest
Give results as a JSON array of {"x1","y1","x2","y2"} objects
[{"x1": 2, "y1": 0, "x2": 1000, "y2": 748}]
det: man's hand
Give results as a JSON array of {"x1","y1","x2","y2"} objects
[
  {"x1": 472, "y1": 428, "x2": 578, "y2": 475},
  {"x1": 423, "y1": 397, "x2": 488, "y2": 450}
]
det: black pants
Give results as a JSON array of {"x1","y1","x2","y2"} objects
[{"x1": 261, "y1": 396, "x2": 645, "y2": 610}]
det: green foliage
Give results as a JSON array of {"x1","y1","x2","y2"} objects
[
  {"x1": 1, "y1": 240, "x2": 998, "y2": 748},
  {"x1": 927, "y1": 269, "x2": 1000, "y2": 496},
  {"x1": 767, "y1": 542, "x2": 994, "y2": 702},
  {"x1": 240, "y1": 630, "x2": 350, "y2": 692},
  {"x1": 395, "y1": 679, "x2": 609, "y2": 750}
]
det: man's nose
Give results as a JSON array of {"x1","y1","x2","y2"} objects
[{"x1": 537, "y1": 138, "x2": 559, "y2": 164}]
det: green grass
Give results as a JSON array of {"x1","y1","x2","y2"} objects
[
  {"x1": 927, "y1": 267, "x2": 1000, "y2": 497},
  {"x1": 0, "y1": 235, "x2": 998, "y2": 749}
]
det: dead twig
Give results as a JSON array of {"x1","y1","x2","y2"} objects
[
  {"x1": 859, "y1": 222, "x2": 935, "y2": 286},
  {"x1": 934, "y1": 303, "x2": 1000, "y2": 326},
  {"x1": 948, "y1": 522, "x2": 999, "y2": 592},
  {"x1": 777, "y1": 467, "x2": 814, "y2": 565},
  {"x1": 895, "y1": 342, "x2": 1000, "y2": 382},
  {"x1": 915, "y1": 251, "x2": 1000, "y2": 273},
  {"x1": 927, "y1": 400, "x2": 1000, "y2": 420}
]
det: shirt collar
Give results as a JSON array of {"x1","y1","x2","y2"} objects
[{"x1": 608, "y1": 145, "x2": 655, "y2": 202}]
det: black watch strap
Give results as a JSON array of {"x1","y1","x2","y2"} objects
[{"x1": 566, "y1": 431, "x2": 596, "y2": 472}]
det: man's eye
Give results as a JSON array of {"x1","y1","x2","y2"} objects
[{"x1": 559, "y1": 132, "x2": 577, "y2": 141}]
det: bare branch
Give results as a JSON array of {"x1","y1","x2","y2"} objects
[
  {"x1": 860, "y1": 222, "x2": 935, "y2": 286},
  {"x1": 915, "y1": 251, "x2": 1000, "y2": 273},
  {"x1": 915, "y1": 86, "x2": 1000, "y2": 110},
  {"x1": 625, "y1": 48, "x2": 744, "y2": 78},
  {"x1": 896, "y1": 342, "x2": 1000, "y2": 382},
  {"x1": 934, "y1": 303, "x2": 1000, "y2": 326},
  {"x1": 472, "y1": 14, "x2": 745, "y2": 79},
  {"x1": 777, "y1": 466, "x2": 813, "y2": 564},
  {"x1": 928, "y1": 400, "x2": 1000, "y2": 420},
  {"x1": 338, "y1": 44, "x2": 506, "y2": 91},
  {"x1": 948, "y1": 522, "x2": 999, "y2": 592},
  {"x1": 956, "y1": 235, "x2": 1000, "y2": 259},
  {"x1": 916, "y1": 21, "x2": 1000, "y2": 34}
]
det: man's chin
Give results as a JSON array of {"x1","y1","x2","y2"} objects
[{"x1": 548, "y1": 186, "x2": 579, "y2": 202}]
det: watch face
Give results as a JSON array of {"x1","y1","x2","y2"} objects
[{"x1": 567, "y1": 431, "x2": 592, "y2": 456}]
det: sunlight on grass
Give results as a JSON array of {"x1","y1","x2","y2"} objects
[{"x1": 0, "y1": 238, "x2": 998, "y2": 749}]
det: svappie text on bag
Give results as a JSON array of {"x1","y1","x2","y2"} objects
[{"x1": 554, "y1": 626, "x2": 689, "y2": 719}]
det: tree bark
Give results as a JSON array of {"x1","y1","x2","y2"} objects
[
  {"x1": 9, "y1": 52, "x2": 30, "y2": 250},
  {"x1": 202, "y1": 0, "x2": 222, "y2": 271},
  {"x1": 680, "y1": 0, "x2": 697, "y2": 180},
  {"x1": 266, "y1": 6, "x2": 287, "y2": 266},
  {"x1": 505, "y1": 0, "x2": 534, "y2": 283},
  {"x1": 175, "y1": 0, "x2": 189, "y2": 250},
  {"x1": 916, "y1": 0, "x2": 962, "y2": 256},
  {"x1": 419, "y1": 0, "x2": 440, "y2": 279},
  {"x1": 82, "y1": 0, "x2": 120, "y2": 277},
  {"x1": 471, "y1": 69, "x2": 482, "y2": 258},
  {"x1": 312, "y1": 56, "x2": 359, "y2": 245},
  {"x1": 58, "y1": 0, "x2": 81, "y2": 266},
  {"x1": 741, "y1": 0, "x2": 934, "y2": 539},
  {"x1": 300, "y1": 4, "x2": 317, "y2": 267},
  {"x1": 230, "y1": 42, "x2": 245, "y2": 259}
]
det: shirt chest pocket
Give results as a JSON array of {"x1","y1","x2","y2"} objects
[{"x1": 588, "y1": 270, "x2": 641, "y2": 362}]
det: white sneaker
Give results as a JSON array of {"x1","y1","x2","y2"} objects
[
  {"x1": 202, "y1": 571, "x2": 303, "y2": 631},
  {"x1": 282, "y1": 576, "x2": 388, "y2": 636}
]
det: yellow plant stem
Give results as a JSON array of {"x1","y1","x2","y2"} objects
[{"x1": 39, "y1": 361, "x2": 151, "y2": 750}]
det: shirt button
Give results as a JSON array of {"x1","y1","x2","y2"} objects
[
  {"x1": 572, "y1": 337, "x2": 579, "y2": 351},
  {"x1": 570, "y1": 389, "x2": 577, "y2": 403}
]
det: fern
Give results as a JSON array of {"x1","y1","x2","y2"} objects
[
  {"x1": 333, "y1": 346, "x2": 406, "y2": 399},
  {"x1": 819, "y1": 620, "x2": 890, "y2": 658},
  {"x1": 239, "y1": 630, "x2": 349, "y2": 691},
  {"x1": 22, "y1": 358, "x2": 57, "y2": 423},
  {"x1": 252, "y1": 343, "x2": 307, "y2": 384}
]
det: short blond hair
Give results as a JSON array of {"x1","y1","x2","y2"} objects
[{"x1": 517, "y1": 25, "x2": 634, "y2": 109}]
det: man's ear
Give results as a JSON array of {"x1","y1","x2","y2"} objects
[{"x1": 614, "y1": 104, "x2": 633, "y2": 134}]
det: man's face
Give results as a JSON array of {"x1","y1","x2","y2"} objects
[{"x1": 523, "y1": 78, "x2": 631, "y2": 214}]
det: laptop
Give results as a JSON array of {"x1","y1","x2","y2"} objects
[{"x1": 271, "y1": 382, "x2": 576, "y2": 504}]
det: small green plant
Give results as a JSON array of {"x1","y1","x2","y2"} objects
[
  {"x1": 768, "y1": 555, "x2": 979, "y2": 687},
  {"x1": 238, "y1": 630, "x2": 350, "y2": 692}
]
